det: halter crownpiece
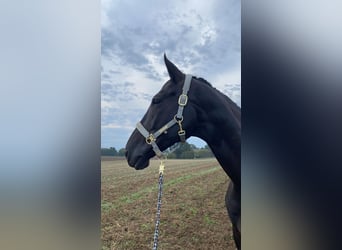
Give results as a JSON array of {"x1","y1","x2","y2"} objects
[{"x1": 136, "y1": 74, "x2": 192, "y2": 158}]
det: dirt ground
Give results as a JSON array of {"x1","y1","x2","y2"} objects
[{"x1": 101, "y1": 158, "x2": 236, "y2": 250}]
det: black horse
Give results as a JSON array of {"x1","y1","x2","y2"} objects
[{"x1": 125, "y1": 55, "x2": 241, "y2": 249}]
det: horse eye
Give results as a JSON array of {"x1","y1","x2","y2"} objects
[{"x1": 152, "y1": 97, "x2": 161, "y2": 104}]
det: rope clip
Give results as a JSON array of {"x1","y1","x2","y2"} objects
[{"x1": 159, "y1": 160, "x2": 165, "y2": 174}]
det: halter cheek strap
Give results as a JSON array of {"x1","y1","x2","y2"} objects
[{"x1": 136, "y1": 74, "x2": 192, "y2": 158}]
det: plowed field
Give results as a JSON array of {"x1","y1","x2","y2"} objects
[{"x1": 102, "y1": 158, "x2": 236, "y2": 250}]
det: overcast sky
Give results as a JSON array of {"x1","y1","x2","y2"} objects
[{"x1": 101, "y1": 0, "x2": 241, "y2": 149}]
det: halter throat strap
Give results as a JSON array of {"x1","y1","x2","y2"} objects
[{"x1": 136, "y1": 74, "x2": 192, "y2": 158}]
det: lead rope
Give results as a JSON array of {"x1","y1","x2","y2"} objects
[{"x1": 152, "y1": 160, "x2": 165, "y2": 250}]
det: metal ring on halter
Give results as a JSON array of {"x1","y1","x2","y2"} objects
[
  {"x1": 145, "y1": 134, "x2": 155, "y2": 144},
  {"x1": 174, "y1": 115, "x2": 183, "y2": 122}
]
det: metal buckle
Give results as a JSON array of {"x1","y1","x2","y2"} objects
[
  {"x1": 145, "y1": 134, "x2": 155, "y2": 144},
  {"x1": 178, "y1": 94, "x2": 188, "y2": 106}
]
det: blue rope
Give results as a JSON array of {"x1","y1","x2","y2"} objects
[{"x1": 152, "y1": 172, "x2": 164, "y2": 250}]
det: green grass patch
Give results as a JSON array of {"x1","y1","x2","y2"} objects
[
  {"x1": 189, "y1": 207, "x2": 198, "y2": 216},
  {"x1": 204, "y1": 214, "x2": 216, "y2": 225},
  {"x1": 101, "y1": 201, "x2": 114, "y2": 212}
]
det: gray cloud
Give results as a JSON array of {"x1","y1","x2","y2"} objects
[
  {"x1": 101, "y1": 0, "x2": 240, "y2": 148},
  {"x1": 102, "y1": 0, "x2": 240, "y2": 72}
]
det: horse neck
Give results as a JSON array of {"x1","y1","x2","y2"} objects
[{"x1": 190, "y1": 82, "x2": 241, "y2": 187}]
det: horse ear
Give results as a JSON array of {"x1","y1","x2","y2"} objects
[{"x1": 164, "y1": 53, "x2": 184, "y2": 84}]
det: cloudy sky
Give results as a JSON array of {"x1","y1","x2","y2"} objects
[{"x1": 101, "y1": 0, "x2": 240, "y2": 150}]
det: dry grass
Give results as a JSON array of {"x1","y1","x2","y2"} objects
[{"x1": 101, "y1": 158, "x2": 236, "y2": 250}]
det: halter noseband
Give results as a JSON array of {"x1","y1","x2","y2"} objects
[{"x1": 136, "y1": 74, "x2": 192, "y2": 158}]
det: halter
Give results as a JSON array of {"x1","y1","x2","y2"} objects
[{"x1": 136, "y1": 74, "x2": 192, "y2": 158}]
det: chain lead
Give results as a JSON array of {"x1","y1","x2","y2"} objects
[{"x1": 153, "y1": 160, "x2": 165, "y2": 250}]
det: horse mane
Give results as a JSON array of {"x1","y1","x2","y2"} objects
[
  {"x1": 193, "y1": 76, "x2": 212, "y2": 87},
  {"x1": 193, "y1": 76, "x2": 240, "y2": 111}
]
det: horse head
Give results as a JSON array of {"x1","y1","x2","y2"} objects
[{"x1": 125, "y1": 55, "x2": 197, "y2": 169}]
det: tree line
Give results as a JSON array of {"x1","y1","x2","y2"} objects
[
  {"x1": 101, "y1": 147, "x2": 125, "y2": 156},
  {"x1": 101, "y1": 142, "x2": 214, "y2": 159}
]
